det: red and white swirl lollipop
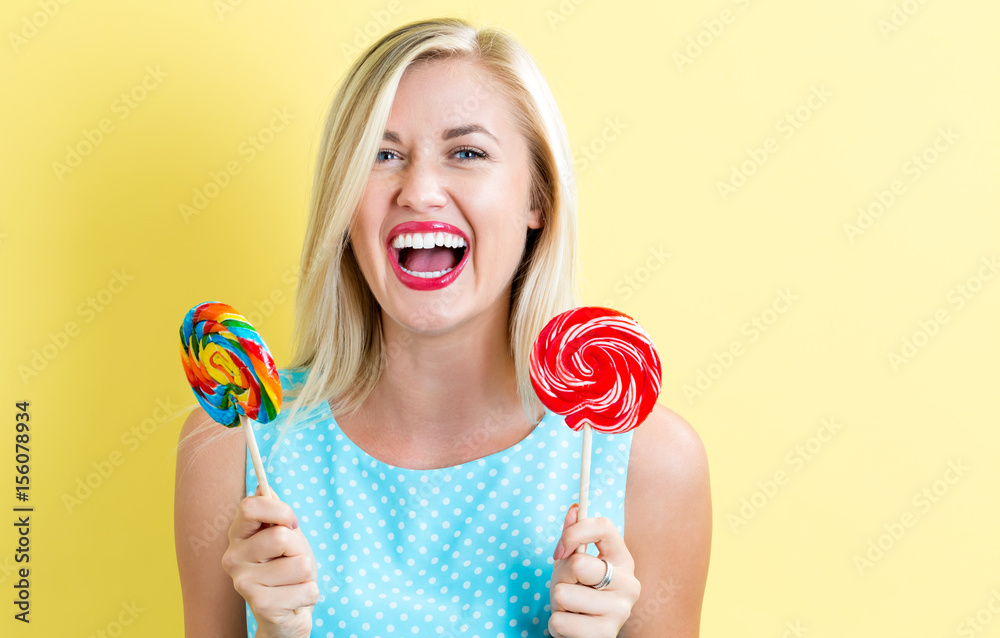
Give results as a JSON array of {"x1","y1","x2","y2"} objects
[{"x1": 530, "y1": 307, "x2": 661, "y2": 541}]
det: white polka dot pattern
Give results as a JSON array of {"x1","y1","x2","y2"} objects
[{"x1": 245, "y1": 369, "x2": 633, "y2": 638}]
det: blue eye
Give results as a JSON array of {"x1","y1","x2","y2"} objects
[
  {"x1": 376, "y1": 150, "x2": 398, "y2": 162},
  {"x1": 454, "y1": 147, "x2": 488, "y2": 160}
]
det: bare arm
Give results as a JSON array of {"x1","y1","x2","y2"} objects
[
  {"x1": 621, "y1": 404, "x2": 712, "y2": 637},
  {"x1": 175, "y1": 408, "x2": 249, "y2": 638}
]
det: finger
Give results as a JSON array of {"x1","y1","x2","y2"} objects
[
  {"x1": 249, "y1": 581, "x2": 320, "y2": 625},
  {"x1": 255, "y1": 483, "x2": 277, "y2": 500},
  {"x1": 549, "y1": 609, "x2": 617, "y2": 638},
  {"x1": 554, "y1": 551, "x2": 615, "y2": 589},
  {"x1": 550, "y1": 580, "x2": 620, "y2": 615},
  {"x1": 238, "y1": 524, "x2": 312, "y2": 564},
  {"x1": 552, "y1": 504, "x2": 578, "y2": 560},
  {"x1": 269, "y1": 581, "x2": 318, "y2": 613},
  {"x1": 557, "y1": 516, "x2": 631, "y2": 565},
  {"x1": 231, "y1": 551, "x2": 314, "y2": 597},
  {"x1": 248, "y1": 551, "x2": 316, "y2": 588},
  {"x1": 229, "y1": 495, "x2": 299, "y2": 541}
]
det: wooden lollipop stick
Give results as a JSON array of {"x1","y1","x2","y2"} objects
[
  {"x1": 575, "y1": 421, "x2": 592, "y2": 554},
  {"x1": 240, "y1": 414, "x2": 273, "y2": 499},
  {"x1": 241, "y1": 415, "x2": 303, "y2": 615}
]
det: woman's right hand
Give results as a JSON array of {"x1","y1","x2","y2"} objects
[{"x1": 222, "y1": 486, "x2": 319, "y2": 638}]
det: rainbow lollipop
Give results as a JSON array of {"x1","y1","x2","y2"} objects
[
  {"x1": 530, "y1": 307, "x2": 661, "y2": 546},
  {"x1": 180, "y1": 301, "x2": 282, "y2": 497}
]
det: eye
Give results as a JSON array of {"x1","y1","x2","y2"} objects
[
  {"x1": 376, "y1": 149, "x2": 400, "y2": 162},
  {"x1": 453, "y1": 146, "x2": 489, "y2": 161}
]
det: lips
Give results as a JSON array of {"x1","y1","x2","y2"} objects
[{"x1": 386, "y1": 221, "x2": 470, "y2": 291}]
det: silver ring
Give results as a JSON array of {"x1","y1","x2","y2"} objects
[{"x1": 592, "y1": 558, "x2": 614, "y2": 590}]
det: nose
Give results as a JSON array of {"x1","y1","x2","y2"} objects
[{"x1": 395, "y1": 159, "x2": 447, "y2": 213}]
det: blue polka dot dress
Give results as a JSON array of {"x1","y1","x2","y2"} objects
[{"x1": 245, "y1": 369, "x2": 634, "y2": 638}]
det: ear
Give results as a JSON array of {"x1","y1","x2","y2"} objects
[{"x1": 527, "y1": 205, "x2": 544, "y2": 230}]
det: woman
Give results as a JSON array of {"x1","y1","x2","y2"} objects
[{"x1": 175, "y1": 17, "x2": 711, "y2": 638}]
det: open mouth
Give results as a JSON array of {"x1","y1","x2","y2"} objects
[
  {"x1": 392, "y1": 232, "x2": 467, "y2": 278},
  {"x1": 386, "y1": 222, "x2": 470, "y2": 290}
]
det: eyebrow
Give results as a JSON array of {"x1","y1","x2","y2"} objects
[{"x1": 382, "y1": 124, "x2": 498, "y2": 144}]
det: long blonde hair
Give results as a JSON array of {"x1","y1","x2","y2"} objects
[{"x1": 288, "y1": 17, "x2": 578, "y2": 424}]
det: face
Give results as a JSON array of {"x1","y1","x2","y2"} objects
[{"x1": 350, "y1": 57, "x2": 542, "y2": 337}]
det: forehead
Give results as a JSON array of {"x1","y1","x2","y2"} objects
[{"x1": 388, "y1": 57, "x2": 517, "y2": 131}]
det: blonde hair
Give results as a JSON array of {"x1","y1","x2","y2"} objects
[{"x1": 287, "y1": 17, "x2": 578, "y2": 425}]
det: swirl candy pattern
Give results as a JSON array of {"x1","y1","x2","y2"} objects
[
  {"x1": 530, "y1": 306, "x2": 661, "y2": 433},
  {"x1": 179, "y1": 301, "x2": 282, "y2": 427}
]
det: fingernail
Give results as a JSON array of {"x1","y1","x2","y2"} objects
[
  {"x1": 291, "y1": 516, "x2": 299, "y2": 529},
  {"x1": 553, "y1": 540, "x2": 565, "y2": 561}
]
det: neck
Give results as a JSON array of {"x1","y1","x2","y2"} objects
[{"x1": 340, "y1": 298, "x2": 540, "y2": 469}]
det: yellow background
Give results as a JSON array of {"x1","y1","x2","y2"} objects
[{"x1": 2, "y1": 0, "x2": 997, "y2": 635}]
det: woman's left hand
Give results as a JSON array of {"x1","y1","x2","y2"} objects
[{"x1": 549, "y1": 504, "x2": 642, "y2": 638}]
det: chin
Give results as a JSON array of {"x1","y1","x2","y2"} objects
[{"x1": 387, "y1": 307, "x2": 463, "y2": 338}]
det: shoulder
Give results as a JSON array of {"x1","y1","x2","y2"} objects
[
  {"x1": 176, "y1": 407, "x2": 247, "y2": 490},
  {"x1": 174, "y1": 408, "x2": 248, "y2": 636},
  {"x1": 175, "y1": 408, "x2": 247, "y2": 557},
  {"x1": 627, "y1": 403, "x2": 709, "y2": 502},
  {"x1": 622, "y1": 405, "x2": 711, "y2": 636}
]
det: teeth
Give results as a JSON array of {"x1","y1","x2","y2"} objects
[
  {"x1": 390, "y1": 231, "x2": 467, "y2": 250},
  {"x1": 390, "y1": 230, "x2": 468, "y2": 277},
  {"x1": 399, "y1": 266, "x2": 454, "y2": 278}
]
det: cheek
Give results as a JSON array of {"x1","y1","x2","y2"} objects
[
  {"x1": 468, "y1": 185, "x2": 533, "y2": 268},
  {"x1": 348, "y1": 213, "x2": 382, "y2": 274},
  {"x1": 353, "y1": 188, "x2": 385, "y2": 237},
  {"x1": 472, "y1": 221, "x2": 529, "y2": 277}
]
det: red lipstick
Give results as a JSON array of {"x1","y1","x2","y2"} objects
[{"x1": 386, "y1": 221, "x2": 470, "y2": 291}]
